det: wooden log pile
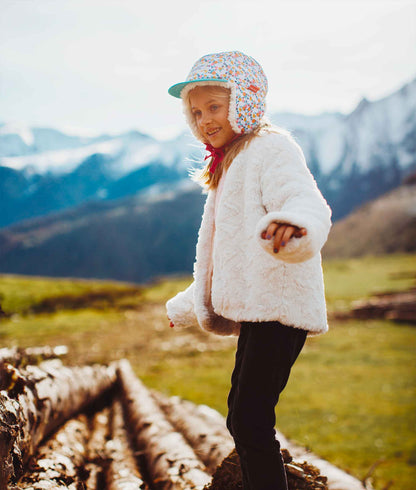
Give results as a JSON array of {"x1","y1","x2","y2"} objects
[
  {"x1": 0, "y1": 347, "x2": 371, "y2": 490},
  {"x1": 334, "y1": 287, "x2": 416, "y2": 324},
  {"x1": 350, "y1": 288, "x2": 416, "y2": 324},
  {"x1": 0, "y1": 349, "x2": 117, "y2": 489}
]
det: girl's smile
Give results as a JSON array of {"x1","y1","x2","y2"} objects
[{"x1": 189, "y1": 86, "x2": 236, "y2": 148}]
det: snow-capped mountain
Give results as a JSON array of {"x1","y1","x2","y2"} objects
[
  {"x1": 0, "y1": 76, "x2": 415, "y2": 228},
  {"x1": 275, "y1": 79, "x2": 416, "y2": 176},
  {"x1": 0, "y1": 126, "x2": 195, "y2": 176},
  {"x1": 0, "y1": 123, "x2": 109, "y2": 159},
  {"x1": 271, "y1": 77, "x2": 416, "y2": 219},
  {"x1": 0, "y1": 128, "x2": 201, "y2": 228}
]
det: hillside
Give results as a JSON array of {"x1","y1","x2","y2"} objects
[
  {"x1": 0, "y1": 187, "x2": 205, "y2": 283},
  {"x1": 323, "y1": 180, "x2": 416, "y2": 258}
]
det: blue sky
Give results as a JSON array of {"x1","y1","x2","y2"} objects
[{"x1": 1, "y1": 0, "x2": 415, "y2": 139}]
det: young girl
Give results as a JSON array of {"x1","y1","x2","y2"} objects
[{"x1": 166, "y1": 51, "x2": 331, "y2": 490}]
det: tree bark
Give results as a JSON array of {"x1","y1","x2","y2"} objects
[
  {"x1": 117, "y1": 360, "x2": 211, "y2": 490},
  {"x1": 16, "y1": 414, "x2": 90, "y2": 489},
  {"x1": 84, "y1": 406, "x2": 111, "y2": 490},
  {"x1": 106, "y1": 398, "x2": 148, "y2": 489}
]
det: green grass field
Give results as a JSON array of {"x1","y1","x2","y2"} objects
[{"x1": 1, "y1": 253, "x2": 415, "y2": 489}]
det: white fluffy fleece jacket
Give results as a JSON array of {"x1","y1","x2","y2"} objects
[{"x1": 166, "y1": 131, "x2": 332, "y2": 336}]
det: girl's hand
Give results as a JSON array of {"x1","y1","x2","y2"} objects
[
  {"x1": 261, "y1": 222, "x2": 307, "y2": 254},
  {"x1": 167, "y1": 315, "x2": 174, "y2": 328}
]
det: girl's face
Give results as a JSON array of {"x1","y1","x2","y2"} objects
[{"x1": 188, "y1": 86, "x2": 236, "y2": 148}]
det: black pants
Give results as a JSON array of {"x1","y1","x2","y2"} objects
[{"x1": 226, "y1": 321, "x2": 307, "y2": 490}]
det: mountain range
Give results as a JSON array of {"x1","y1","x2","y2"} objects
[
  {"x1": 1, "y1": 76, "x2": 415, "y2": 229},
  {"x1": 0, "y1": 77, "x2": 415, "y2": 281},
  {"x1": 0, "y1": 176, "x2": 414, "y2": 284},
  {"x1": 0, "y1": 128, "x2": 199, "y2": 228}
]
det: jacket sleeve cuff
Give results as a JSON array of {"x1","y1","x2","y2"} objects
[
  {"x1": 166, "y1": 282, "x2": 198, "y2": 329},
  {"x1": 255, "y1": 210, "x2": 330, "y2": 263}
]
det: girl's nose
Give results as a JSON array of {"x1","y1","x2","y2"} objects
[{"x1": 200, "y1": 112, "x2": 212, "y2": 126}]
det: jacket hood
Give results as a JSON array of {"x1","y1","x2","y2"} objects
[{"x1": 168, "y1": 51, "x2": 268, "y2": 140}]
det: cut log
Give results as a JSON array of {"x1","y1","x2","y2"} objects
[
  {"x1": 106, "y1": 398, "x2": 148, "y2": 489},
  {"x1": 151, "y1": 391, "x2": 234, "y2": 474},
  {"x1": 0, "y1": 359, "x2": 117, "y2": 488},
  {"x1": 152, "y1": 394, "x2": 329, "y2": 489},
  {"x1": 151, "y1": 392, "x2": 369, "y2": 490},
  {"x1": 17, "y1": 414, "x2": 90, "y2": 489},
  {"x1": 117, "y1": 359, "x2": 211, "y2": 490}
]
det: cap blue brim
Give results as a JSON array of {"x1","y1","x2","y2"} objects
[{"x1": 168, "y1": 78, "x2": 229, "y2": 98}]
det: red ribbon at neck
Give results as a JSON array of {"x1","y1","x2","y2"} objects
[
  {"x1": 205, "y1": 144, "x2": 225, "y2": 174},
  {"x1": 204, "y1": 134, "x2": 240, "y2": 174}
]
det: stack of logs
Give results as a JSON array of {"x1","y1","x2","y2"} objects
[
  {"x1": 0, "y1": 347, "x2": 370, "y2": 490},
  {"x1": 334, "y1": 287, "x2": 416, "y2": 324},
  {"x1": 349, "y1": 288, "x2": 416, "y2": 324}
]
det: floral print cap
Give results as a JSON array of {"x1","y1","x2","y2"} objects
[{"x1": 168, "y1": 51, "x2": 268, "y2": 137}]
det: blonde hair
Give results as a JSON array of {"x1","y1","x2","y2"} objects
[{"x1": 185, "y1": 85, "x2": 283, "y2": 190}]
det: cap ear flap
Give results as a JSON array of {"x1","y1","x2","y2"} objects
[{"x1": 226, "y1": 82, "x2": 241, "y2": 134}]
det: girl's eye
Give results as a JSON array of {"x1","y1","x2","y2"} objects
[
  {"x1": 193, "y1": 110, "x2": 202, "y2": 118},
  {"x1": 210, "y1": 105, "x2": 219, "y2": 111}
]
